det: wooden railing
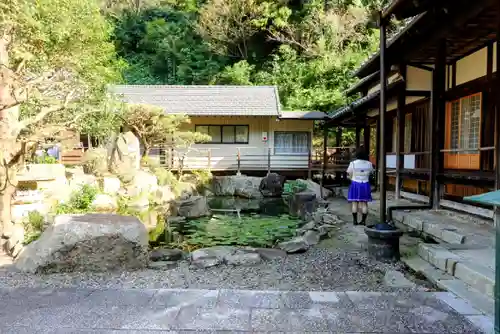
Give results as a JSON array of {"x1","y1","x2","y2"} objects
[{"x1": 147, "y1": 146, "x2": 355, "y2": 174}]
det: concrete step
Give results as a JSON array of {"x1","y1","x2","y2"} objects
[
  {"x1": 417, "y1": 243, "x2": 494, "y2": 299},
  {"x1": 403, "y1": 256, "x2": 494, "y2": 317}
]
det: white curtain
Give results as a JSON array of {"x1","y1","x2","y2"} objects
[{"x1": 275, "y1": 132, "x2": 309, "y2": 154}]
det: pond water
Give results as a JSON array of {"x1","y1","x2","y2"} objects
[
  {"x1": 207, "y1": 197, "x2": 289, "y2": 217},
  {"x1": 151, "y1": 196, "x2": 295, "y2": 248}
]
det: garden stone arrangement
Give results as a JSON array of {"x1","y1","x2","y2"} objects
[{"x1": 0, "y1": 160, "x2": 437, "y2": 300}]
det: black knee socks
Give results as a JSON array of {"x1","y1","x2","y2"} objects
[
  {"x1": 360, "y1": 213, "x2": 368, "y2": 225},
  {"x1": 352, "y1": 213, "x2": 358, "y2": 225}
]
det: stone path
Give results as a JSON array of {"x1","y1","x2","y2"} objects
[{"x1": 0, "y1": 287, "x2": 487, "y2": 333}]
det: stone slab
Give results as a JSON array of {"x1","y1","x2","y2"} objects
[
  {"x1": 403, "y1": 256, "x2": 494, "y2": 318},
  {"x1": 453, "y1": 261, "x2": 495, "y2": 299},
  {"x1": 0, "y1": 287, "x2": 487, "y2": 333}
]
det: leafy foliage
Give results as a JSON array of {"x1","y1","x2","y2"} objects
[
  {"x1": 22, "y1": 211, "x2": 46, "y2": 244},
  {"x1": 110, "y1": 0, "x2": 382, "y2": 113},
  {"x1": 31, "y1": 154, "x2": 58, "y2": 164},
  {"x1": 55, "y1": 184, "x2": 99, "y2": 214},
  {"x1": 180, "y1": 214, "x2": 298, "y2": 250},
  {"x1": 120, "y1": 104, "x2": 210, "y2": 156}
]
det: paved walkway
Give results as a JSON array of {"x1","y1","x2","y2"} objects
[{"x1": 0, "y1": 287, "x2": 487, "y2": 333}]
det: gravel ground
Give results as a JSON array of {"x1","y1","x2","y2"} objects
[
  {"x1": 0, "y1": 198, "x2": 433, "y2": 292},
  {"x1": 0, "y1": 247, "x2": 418, "y2": 292}
]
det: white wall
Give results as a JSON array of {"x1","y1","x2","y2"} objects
[{"x1": 175, "y1": 116, "x2": 314, "y2": 171}]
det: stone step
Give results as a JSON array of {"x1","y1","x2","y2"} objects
[
  {"x1": 417, "y1": 243, "x2": 494, "y2": 299},
  {"x1": 403, "y1": 256, "x2": 494, "y2": 317}
]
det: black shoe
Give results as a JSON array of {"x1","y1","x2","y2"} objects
[
  {"x1": 360, "y1": 213, "x2": 368, "y2": 225},
  {"x1": 352, "y1": 213, "x2": 358, "y2": 225}
]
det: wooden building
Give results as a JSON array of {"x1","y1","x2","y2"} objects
[{"x1": 328, "y1": 0, "x2": 500, "y2": 219}]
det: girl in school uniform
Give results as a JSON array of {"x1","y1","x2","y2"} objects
[{"x1": 346, "y1": 147, "x2": 374, "y2": 225}]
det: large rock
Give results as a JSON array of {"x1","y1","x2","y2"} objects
[
  {"x1": 70, "y1": 174, "x2": 98, "y2": 189},
  {"x1": 177, "y1": 182, "x2": 198, "y2": 200},
  {"x1": 102, "y1": 177, "x2": 121, "y2": 194},
  {"x1": 127, "y1": 170, "x2": 158, "y2": 196},
  {"x1": 3, "y1": 224, "x2": 25, "y2": 258},
  {"x1": 175, "y1": 196, "x2": 210, "y2": 218},
  {"x1": 287, "y1": 192, "x2": 317, "y2": 220},
  {"x1": 15, "y1": 214, "x2": 149, "y2": 273},
  {"x1": 108, "y1": 131, "x2": 141, "y2": 173},
  {"x1": 296, "y1": 179, "x2": 331, "y2": 199},
  {"x1": 259, "y1": 173, "x2": 284, "y2": 197},
  {"x1": 212, "y1": 175, "x2": 262, "y2": 199},
  {"x1": 91, "y1": 194, "x2": 118, "y2": 213},
  {"x1": 153, "y1": 185, "x2": 176, "y2": 206}
]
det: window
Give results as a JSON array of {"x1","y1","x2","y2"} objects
[
  {"x1": 448, "y1": 93, "x2": 481, "y2": 154},
  {"x1": 195, "y1": 125, "x2": 249, "y2": 144},
  {"x1": 274, "y1": 131, "x2": 310, "y2": 155}
]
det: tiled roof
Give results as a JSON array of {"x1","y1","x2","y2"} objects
[
  {"x1": 330, "y1": 79, "x2": 404, "y2": 122},
  {"x1": 109, "y1": 85, "x2": 281, "y2": 117},
  {"x1": 279, "y1": 111, "x2": 327, "y2": 120}
]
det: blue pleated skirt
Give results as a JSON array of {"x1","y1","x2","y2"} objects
[{"x1": 348, "y1": 181, "x2": 372, "y2": 202}]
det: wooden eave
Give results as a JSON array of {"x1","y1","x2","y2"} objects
[{"x1": 356, "y1": 0, "x2": 498, "y2": 78}]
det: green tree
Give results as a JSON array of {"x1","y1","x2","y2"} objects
[
  {"x1": 113, "y1": 7, "x2": 227, "y2": 84},
  {"x1": 0, "y1": 0, "x2": 122, "y2": 236},
  {"x1": 120, "y1": 104, "x2": 210, "y2": 157}
]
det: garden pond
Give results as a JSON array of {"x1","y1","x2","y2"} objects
[{"x1": 152, "y1": 196, "x2": 300, "y2": 251}]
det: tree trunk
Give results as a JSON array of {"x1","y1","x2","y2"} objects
[
  {"x1": 0, "y1": 33, "x2": 23, "y2": 237},
  {"x1": 0, "y1": 176, "x2": 16, "y2": 238}
]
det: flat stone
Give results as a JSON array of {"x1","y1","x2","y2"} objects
[
  {"x1": 433, "y1": 292, "x2": 482, "y2": 316},
  {"x1": 148, "y1": 261, "x2": 178, "y2": 270},
  {"x1": 405, "y1": 306, "x2": 483, "y2": 333},
  {"x1": 174, "y1": 305, "x2": 251, "y2": 331},
  {"x1": 218, "y1": 290, "x2": 282, "y2": 309},
  {"x1": 466, "y1": 315, "x2": 495, "y2": 334},
  {"x1": 82, "y1": 289, "x2": 156, "y2": 307},
  {"x1": 384, "y1": 270, "x2": 417, "y2": 288},
  {"x1": 253, "y1": 248, "x2": 287, "y2": 261},
  {"x1": 280, "y1": 291, "x2": 313, "y2": 309},
  {"x1": 320, "y1": 308, "x2": 408, "y2": 333},
  {"x1": 149, "y1": 289, "x2": 218, "y2": 309},
  {"x1": 250, "y1": 308, "x2": 327, "y2": 332},
  {"x1": 278, "y1": 237, "x2": 309, "y2": 253},
  {"x1": 150, "y1": 248, "x2": 183, "y2": 262},
  {"x1": 453, "y1": 261, "x2": 494, "y2": 299},
  {"x1": 225, "y1": 252, "x2": 261, "y2": 266},
  {"x1": 190, "y1": 246, "x2": 234, "y2": 268},
  {"x1": 300, "y1": 221, "x2": 316, "y2": 231},
  {"x1": 308, "y1": 291, "x2": 340, "y2": 304},
  {"x1": 303, "y1": 230, "x2": 320, "y2": 246}
]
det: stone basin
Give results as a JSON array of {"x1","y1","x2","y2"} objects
[{"x1": 364, "y1": 224, "x2": 404, "y2": 263}]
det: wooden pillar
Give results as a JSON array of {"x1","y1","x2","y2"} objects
[
  {"x1": 364, "y1": 124, "x2": 370, "y2": 152},
  {"x1": 494, "y1": 7, "x2": 500, "y2": 333},
  {"x1": 335, "y1": 127, "x2": 343, "y2": 182},
  {"x1": 395, "y1": 67, "x2": 406, "y2": 200},
  {"x1": 322, "y1": 123, "x2": 328, "y2": 182},
  {"x1": 375, "y1": 120, "x2": 380, "y2": 191},
  {"x1": 355, "y1": 123, "x2": 361, "y2": 148},
  {"x1": 379, "y1": 13, "x2": 388, "y2": 223},
  {"x1": 431, "y1": 39, "x2": 446, "y2": 210}
]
